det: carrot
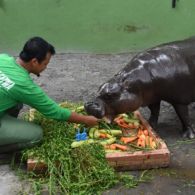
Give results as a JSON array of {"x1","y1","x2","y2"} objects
[
  {"x1": 120, "y1": 136, "x2": 138, "y2": 144},
  {"x1": 116, "y1": 120, "x2": 130, "y2": 128},
  {"x1": 104, "y1": 145, "x2": 110, "y2": 149},
  {"x1": 139, "y1": 134, "x2": 146, "y2": 140},
  {"x1": 115, "y1": 117, "x2": 137, "y2": 129},
  {"x1": 126, "y1": 123, "x2": 136, "y2": 129},
  {"x1": 137, "y1": 140, "x2": 143, "y2": 147},
  {"x1": 104, "y1": 144, "x2": 115, "y2": 150},
  {"x1": 138, "y1": 124, "x2": 143, "y2": 130},
  {"x1": 143, "y1": 129, "x2": 149, "y2": 136},
  {"x1": 99, "y1": 133, "x2": 108, "y2": 138},
  {"x1": 114, "y1": 118, "x2": 139, "y2": 129},
  {"x1": 104, "y1": 144, "x2": 117, "y2": 150},
  {"x1": 114, "y1": 115, "x2": 123, "y2": 123},
  {"x1": 137, "y1": 137, "x2": 146, "y2": 148},
  {"x1": 109, "y1": 144, "x2": 117, "y2": 150},
  {"x1": 112, "y1": 144, "x2": 128, "y2": 151},
  {"x1": 137, "y1": 129, "x2": 144, "y2": 137}
]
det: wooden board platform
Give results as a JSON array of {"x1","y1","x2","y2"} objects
[
  {"x1": 27, "y1": 111, "x2": 170, "y2": 172},
  {"x1": 105, "y1": 111, "x2": 170, "y2": 171}
]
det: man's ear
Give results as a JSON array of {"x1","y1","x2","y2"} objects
[{"x1": 31, "y1": 58, "x2": 39, "y2": 67}]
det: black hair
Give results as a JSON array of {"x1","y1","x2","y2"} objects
[{"x1": 19, "y1": 37, "x2": 55, "y2": 63}]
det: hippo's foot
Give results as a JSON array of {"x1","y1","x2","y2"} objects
[{"x1": 182, "y1": 128, "x2": 195, "y2": 139}]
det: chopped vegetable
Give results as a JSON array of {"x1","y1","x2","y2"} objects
[
  {"x1": 120, "y1": 136, "x2": 138, "y2": 144},
  {"x1": 71, "y1": 139, "x2": 95, "y2": 148},
  {"x1": 100, "y1": 137, "x2": 116, "y2": 146},
  {"x1": 86, "y1": 112, "x2": 158, "y2": 150},
  {"x1": 111, "y1": 144, "x2": 128, "y2": 151}
]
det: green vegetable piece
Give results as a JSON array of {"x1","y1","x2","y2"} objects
[
  {"x1": 120, "y1": 113, "x2": 129, "y2": 118},
  {"x1": 75, "y1": 105, "x2": 84, "y2": 112},
  {"x1": 110, "y1": 130, "x2": 122, "y2": 136},
  {"x1": 71, "y1": 139, "x2": 95, "y2": 148},
  {"x1": 89, "y1": 127, "x2": 98, "y2": 138},
  {"x1": 93, "y1": 130, "x2": 100, "y2": 139},
  {"x1": 123, "y1": 117, "x2": 139, "y2": 124},
  {"x1": 100, "y1": 137, "x2": 116, "y2": 146},
  {"x1": 99, "y1": 129, "x2": 122, "y2": 136}
]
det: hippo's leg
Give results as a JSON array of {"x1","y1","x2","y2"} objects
[
  {"x1": 148, "y1": 102, "x2": 161, "y2": 129},
  {"x1": 172, "y1": 104, "x2": 195, "y2": 139}
]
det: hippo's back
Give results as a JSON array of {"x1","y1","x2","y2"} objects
[{"x1": 122, "y1": 37, "x2": 195, "y2": 104}]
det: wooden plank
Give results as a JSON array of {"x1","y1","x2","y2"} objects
[
  {"x1": 27, "y1": 111, "x2": 170, "y2": 172},
  {"x1": 104, "y1": 111, "x2": 170, "y2": 170},
  {"x1": 27, "y1": 159, "x2": 47, "y2": 173}
]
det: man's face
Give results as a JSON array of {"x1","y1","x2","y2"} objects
[{"x1": 31, "y1": 52, "x2": 52, "y2": 75}]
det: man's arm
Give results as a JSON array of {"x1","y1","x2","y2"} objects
[
  {"x1": 68, "y1": 112, "x2": 99, "y2": 126},
  {"x1": 10, "y1": 80, "x2": 99, "y2": 126}
]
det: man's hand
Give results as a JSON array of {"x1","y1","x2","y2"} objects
[
  {"x1": 83, "y1": 115, "x2": 99, "y2": 127},
  {"x1": 67, "y1": 112, "x2": 99, "y2": 127}
]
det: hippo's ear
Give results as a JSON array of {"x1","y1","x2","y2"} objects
[{"x1": 98, "y1": 82, "x2": 121, "y2": 99}]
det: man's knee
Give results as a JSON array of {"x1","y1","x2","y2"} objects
[
  {"x1": 31, "y1": 125, "x2": 43, "y2": 143},
  {"x1": 21, "y1": 126, "x2": 43, "y2": 150}
]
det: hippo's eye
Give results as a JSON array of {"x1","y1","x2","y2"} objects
[
  {"x1": 101, "y1": 92, "x2": 120, "y2": 100},
  {"x1": 99, "y1": 82, "x2": 121, "y2": 100}
]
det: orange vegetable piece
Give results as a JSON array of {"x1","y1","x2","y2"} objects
[
  {"x1": 112, "y1": 144, "x2": 128, "y2": 151},
  {"x1": 137, "y1": 129, "x2": 144, "y2": 137},
  {"x1": 143, "y1": 130, "x2": 149, "y2": 136},
  {"x1": 139, "y1": 134, "x2": 146, "y2": 140},
  {"x1": 104, "y1": 144, "x2": 117, "y2": 150},
  {"x1": 120, "y1": 136, "x2": 138, "y2": 144},
  {"x1": 104, "y1": 145, "x2": 109, "y2": 149},
  {"x1": 109, "y1": 144, "x2": 117, "y2": 150},
  {"x1": 114, "y1": 115, "x2": 123, "y2": 122},
  {"x1": 126, "y1": 123, "x2": 135, "y2": 129},
  {"x1": 99, "y1": 133, "x2": 107, "y2": 138},
  {"x1": 137, "y1": 137, "x2": 146, "y2": 148},
  {"x1": 117, "y1": 121, "x2": 130, "y2": 128},
  {"x1": 115, "y1": 117, "x2": 137, "y2": 129}
]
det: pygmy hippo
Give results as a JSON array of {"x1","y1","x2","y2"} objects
[{"x1": 85, "y1": 37, "x2": 195, "y2": 139}]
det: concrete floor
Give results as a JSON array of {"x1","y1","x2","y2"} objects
[{"x1": 0, "y1": 53, "x2": 195, "y2": 195}]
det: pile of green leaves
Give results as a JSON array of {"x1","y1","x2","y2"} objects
[{"x1": 18, "y1": 102, "x2": 152, "y2": 194}]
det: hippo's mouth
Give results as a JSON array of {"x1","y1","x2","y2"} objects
[
  {"x1": 102, "y1": 115, "x2": 116, "y2": 124},
  {"x1": 84, "y1": 100, "x2": 105, "y2": 119},
  {"x1": 84, "y1": 98, "x2": 118, "y2": 122}
]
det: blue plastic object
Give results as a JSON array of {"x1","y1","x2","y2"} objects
[
  {"x1": 76, "y1": 129, "x2": 81, "y2": 141},
  {"x1": 80, "y1": 128, "x2": 87, "y2": 140},
  {"x1": 75, "y1": 128, "x2": 87, "y2": 141}
]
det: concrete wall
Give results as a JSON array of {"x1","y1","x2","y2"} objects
[{"x1": 0, "y1": 0, "x2": 195, "y2": 54}]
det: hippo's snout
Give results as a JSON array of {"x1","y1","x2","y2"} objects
[{"x1": 84, "y1": 100, "x2": 105, "y2": 119}]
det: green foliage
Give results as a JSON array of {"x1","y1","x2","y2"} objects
[{"x1": 17, "y1": 102, "x2": 152, "y2": 194}]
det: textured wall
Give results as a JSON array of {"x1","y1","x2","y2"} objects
[{"x1": 0, "y1": 0, "x2": 195, "y2": 54}]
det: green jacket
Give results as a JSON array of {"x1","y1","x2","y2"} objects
[{"x1": 0, "y1": 54, "x2": 71, "y2": 120}]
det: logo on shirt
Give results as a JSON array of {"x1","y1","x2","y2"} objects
[{"x1": 0, "y1": 70, "x2": 15, "y2": 90}]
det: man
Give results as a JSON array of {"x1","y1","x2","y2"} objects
[{"x1": 0, "y1": 37, "x2": 98, "y2": 160}]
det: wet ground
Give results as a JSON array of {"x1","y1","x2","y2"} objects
[{"x1": 0, "y1": 53, "x2": 195, "y2": 194}]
